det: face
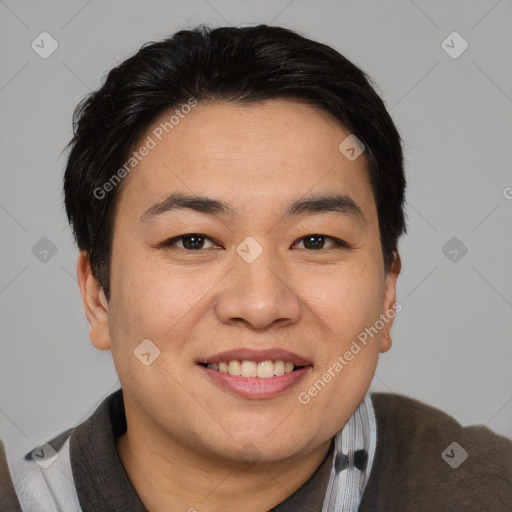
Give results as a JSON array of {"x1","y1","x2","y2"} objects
[{"x1": 81, "y1": 99, "x2": 400, "y2": 465}]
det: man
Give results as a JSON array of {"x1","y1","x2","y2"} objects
[{"x1": 2, "y1": 23, "x2": 511, "y2": 511}]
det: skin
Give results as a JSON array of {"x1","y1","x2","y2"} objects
[{"x1": 77, "y1": 99, "x2": 401, "y2": 512}]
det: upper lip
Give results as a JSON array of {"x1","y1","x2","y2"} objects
[{"x1": 198, "y1": 349, "x2": 312, "y2": 366}]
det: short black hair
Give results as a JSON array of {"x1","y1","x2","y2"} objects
[{"x1": 63, "y1": 23, "x2": 407, "y2": 301}]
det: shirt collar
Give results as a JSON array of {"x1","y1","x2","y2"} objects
[{"x1": 320, "y1": 393, "x2": 377, "y2": 511}]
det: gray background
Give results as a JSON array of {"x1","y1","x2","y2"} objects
[{"x1": 1, "y1": 0, "x2": 511, "y2": 460}]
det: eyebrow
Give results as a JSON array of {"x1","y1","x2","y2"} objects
[{"x1": 140, "y1": 192, "x2": 365, "y2": 225}]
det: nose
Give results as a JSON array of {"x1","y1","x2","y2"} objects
[{"x1": 214, "y1": 246, "x2": 302, "y2": 331}]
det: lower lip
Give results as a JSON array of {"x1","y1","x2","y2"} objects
[{"x1": 198, "y1": 365, "x2": 311, "y2": 399}]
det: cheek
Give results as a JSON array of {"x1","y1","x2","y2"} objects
[
  {"x1": 108, "y1": 250, "x2": 221, "y2": 350},
  {"x1": 301, "y1": 264, "x2": 383, "y2": 342}
]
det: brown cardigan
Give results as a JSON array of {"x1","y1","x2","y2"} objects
[
  {"x1": 0, "y1": 438, "x2": 20, "y2": 512},
  {"x1": 359, "y1": 393, "x2": 512, "y2": 511},
  {"x1": 2, "y1": 392, "x2": 511, "y2": 511}
]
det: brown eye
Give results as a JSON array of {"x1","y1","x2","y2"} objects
[
  {"x1": 164, "y1": 234, "x2": 217, "y2": 250},
  {"x1": 293, "y1": 235, "x2": 348, "y2": 250}
]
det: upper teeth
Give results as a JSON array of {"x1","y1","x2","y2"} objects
[{"x1": 207, "y1": 360, "x2": 296, "y2": 378}]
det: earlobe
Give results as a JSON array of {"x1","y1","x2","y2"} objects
[
  {"x1": 77, "y1": 251, "x2": 111, "y2": 351},
  {"x1": 380, "y1": 332, "x2": 392, "y2": 353}
]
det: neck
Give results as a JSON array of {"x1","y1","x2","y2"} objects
[{"x1": 116, "y1": 415, "x2": 331, "y2": 512}]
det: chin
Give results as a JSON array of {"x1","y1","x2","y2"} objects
[{"x1": 204, "y1": 430, "x2": 316, "y2": 466}]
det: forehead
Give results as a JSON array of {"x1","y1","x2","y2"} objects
[{"x1": 118, "y1": 99, "x2": 376, "y2": 220}]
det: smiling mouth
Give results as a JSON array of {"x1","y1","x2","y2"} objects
[{"x1": 198, "y1": 360, "x2": 307, "y2": 378}]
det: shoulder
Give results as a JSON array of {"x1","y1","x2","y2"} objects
[
  {"x1": 5, "y1": 389, "x2": 125, "y2": 512},
  {"x1": 0, "y1": 438, "x2": 22, "y2": 511},
  {"x1": 360, "y1": 392, "x2": 512, "y2": 512},
  {"x1": 5, "y1": 429, "x2": 83, "y2": 512}
]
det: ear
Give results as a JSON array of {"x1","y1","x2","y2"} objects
[
  {"x1": 77, "y1": 251, "x2": 111, "y2": 351},
  {"x1": 379, "y1": 251, "x2": 401, "y2": 353}
]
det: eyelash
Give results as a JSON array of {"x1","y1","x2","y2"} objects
[{"x1": 160, "y1": 233, "x2": 351, "y2": 251}]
